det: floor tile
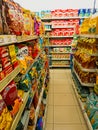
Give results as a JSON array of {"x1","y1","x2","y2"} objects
[
  {"x1": 48, "y1": 94, "x2": 54, "y2": 105},
  {"x1": 54, "y1": 124, "x2": 87, "y2": 130},
  {"x1": 45, "y1": 123, "x2": 53, "y2": 130},
  {"x1": 48, "y1": 87, "x2": 54, "y2": 94},
  {"x1": 54, "y1": 93, "x2": 77, "y2": 106},
  {"x1": 54, "y1": 86, "x2": 73, "y2": 94},
  {"x1": 46, "y1": 106, "x2": 54, "y2": 123},
  {"x1": 76, "y1": 106, "x2": 86, "y2": 124},
  {"x1": 54, "y1": 106, "x2": 81, "y2": 124},
  {"x1": 53, "y1": 81, "x2": 69, "y2": 86}
]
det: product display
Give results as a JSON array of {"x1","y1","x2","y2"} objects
[
  {"x1": 40, "y1": 8, "x2": 92, "y2": 68},
  {"x1": 0, "y1": 0, "x2": 98, "y2": 129}
]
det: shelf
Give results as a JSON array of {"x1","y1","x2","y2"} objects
[
  {"x1": 44, "y1": 23, "x2": 52, "y2": 25},
  {"x1": 52, "y1": 58, "x2": 70, "y2": 60},
  {"x1": 0, "y1": 65, "x2": 20, "y2": 92},
  {"x1": 45, "y1": 29, "x2": 52, "y2": 31},
  {"x1": 51, "y1": 51, "x2": 70, "y2": 54},
  {"x1": 46, "y1": 45, "x2": 71, "y2": 47},
  {"x1": 49, "y1": 36, "x2": 73, "y2": 38},
  {"x1": 79, "y1": 34, "x2": 98, "y2": 38},
  {"x1": 17, "y1": 35, "x2": 39, "y2": 43},
  {"x1": 0, "y1": 35, "x2": 17, "y2": 46},
  {"x1": 33, "y1": 87, "x2": 44, "y2": 130},
  {"x1": 22, "y1": 50, "x2": 43, "y2": 80},
  {"x1": 33, "y1": 70, "x2": 47, "y2": 130},
  {"x1": 51, "y1": 65, "x2": 70, "y2": 67},
  {"x1": 73, "y1": 68, "x2": 94, "y2": 87},
  {"x1": 21, "y1": 110, "x2": 30, "y2": 130},
  {"x1": 78, "y1": 48, "x2": 98, "y2": 56},
  {"x1": 43, "y1": 95, "x2": 48, "y2": 130},
  {"x1": 41, "y1": 16, "x2": 88, "y2": 21},
  {"x1": 72, "y1": 80, "x2": 93, "y2": 130},
  {"x1": 10, "y1": 91, "x2": 29, "y2": 130},
  {"x1": 0, "y1": 35, "x2": 39, "y2": 46},
  {"x1": 0, "y1": 41, "x2": 17, "y2": 46},
  {"x1": 74, "y1": 58, "x2": 96, "y2": 72},
  {"x1": 52, "y1": 16, "x2": 88, "y2": 19},
  {"x1": 52, "y1": 25, "x2": 74, "y2": 28}
]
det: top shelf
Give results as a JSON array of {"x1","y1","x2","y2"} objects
[
  {"x1": 0, "y1": 35, "x2": 39, "y2": 46},
  {"x1": 41, "y1": 16, "x2": 88, "y2": 21},
  {"x1": 79, "y1": 34, "x2": 98, "y2": 38}
]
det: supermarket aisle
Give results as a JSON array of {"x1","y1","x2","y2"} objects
[{"x1": 45, "y1": 69, "x2": 88, "y2": 130}]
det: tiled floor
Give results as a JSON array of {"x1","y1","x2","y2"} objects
[{"x1": 45, "y1": 69, "x2": 88, "y2": 130}]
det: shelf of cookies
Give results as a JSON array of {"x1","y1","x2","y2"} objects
[
  {"x1": 73, "y1": 58, "x2": 97, "y2": 72},
  {"x1": 73, "y1": 68, "x2": 94, "y2": 87}
]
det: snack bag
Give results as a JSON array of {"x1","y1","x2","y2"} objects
[
  {"x1": 23, "y1": 9, "x2": 33, "y2": 35},
  {"x1": 18, "y1": 74, "x2": 31, "y2": 92},
  {"x1": 1, "y1": 80, "x2": 18, "y2": 106},
  {"x1": 0, "y1": 95, "x2": 13, "y2": 130},
  {"x1": 91, "y1": 103, "x2": 98, "y2": 130}
]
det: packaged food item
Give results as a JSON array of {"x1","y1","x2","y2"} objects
[
  {"x1": 0, "y1": 46, "x2": 9, "y2": 58},
  {"x1": 23, "y1": 8, "x2": 33, "y2": 35},
  {"x1": 91, "y1": 110, "x2": 98, "y2": 129},
  {"x1": 0, "y1": 94, "x2": 13, "y2": 130},
  {"x1": 18, "y1": 74, "x2": 31, "y2": 92},
  {"x1": 2, "y1": 1, "x2": 10, "y2": 34},
  {"x1": 1, "y1": 80, "x2": 18, "y2": 106},
  {"x1": 8, "y1": 45, "x2": 17, "y2": 63},
  {"x1": 3, "y1": 0, "x2": 23, "y2": 35}
]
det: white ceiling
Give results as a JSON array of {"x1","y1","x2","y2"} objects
[{"x1": 14, "y1": 0, "x2": 97, "y2": 12}]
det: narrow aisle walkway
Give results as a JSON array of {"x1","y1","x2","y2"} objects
[{"x1": 45, "y1": 69, "x2": 88, "y2": 130}]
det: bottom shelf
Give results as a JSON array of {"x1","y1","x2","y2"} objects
[
  {"x1": 51, "y1": 65, "x2": 70, "y2": 68},
  {"x1": 10, "y1": 91, "x2": 29, "y2": 130},
  {"x1": 72, "y1": 79, "x2": 93, "y2": 130},
  {"x1": 43, "y1": 94, "x2": 49, "y2": 130}
]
